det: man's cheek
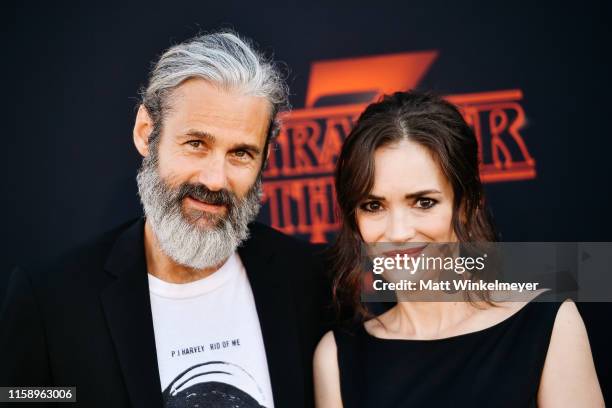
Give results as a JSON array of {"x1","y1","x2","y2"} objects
[{"x1": 228, "y1": 175, "x2": 258, "y2": 198}]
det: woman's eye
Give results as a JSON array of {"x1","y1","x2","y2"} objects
[
  {"x1": 416, "y1": 197, "x2": 437, "y2": 209},
  {"x1": 360, "y1": 201, "x2": 383, "y2": 212}
]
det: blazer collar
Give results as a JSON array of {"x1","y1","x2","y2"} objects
[
  {"x1": 101, "y1": 218, "x2": 164, "y2": 408},
  {"x1": 238, "y1": 223, "x2": 305, "y2": 407}
]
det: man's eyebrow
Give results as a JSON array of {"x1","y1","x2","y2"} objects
[
  {"x1": 182, "y1": 130, "x2": 216, "y2": 142},
  {"x1": 366, "y1": 189, "x2": 442, "y2": 200},
  {"x1": 181, "y1": 130, "x2": 262, "y2": 156}
]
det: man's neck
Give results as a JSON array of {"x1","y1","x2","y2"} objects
[{"x1": 143, "y1": 220, "x2": 225, "y2": 283}]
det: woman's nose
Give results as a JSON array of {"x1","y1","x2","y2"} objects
[{"x1": 384, "y1": 209, "x2": 416, "y2": 243}]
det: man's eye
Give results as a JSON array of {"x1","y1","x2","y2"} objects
[
  {"x1": 233, "y1": 150, "x2": 251, "y2": 159},
  {"x1": 359, "y1": 201, "x2": 383, "y2": 212},
  {"x1": 187, "y1": 140, "x2": 202, "y2": 149},
  {"x1": 416, "y1": 197, "x2": 437, "y2": 209}
]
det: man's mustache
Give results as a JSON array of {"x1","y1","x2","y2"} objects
[{"x1": 175, "y1": 183, "x2": 236, "y2": 208}]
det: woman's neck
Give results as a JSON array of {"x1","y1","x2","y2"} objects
[{"x1": 385, "y1": 301, "x2": 477, "y2": 339}]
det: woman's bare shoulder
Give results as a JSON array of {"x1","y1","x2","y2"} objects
[
  {"x1": 537, "y1": 299, "x2": 604, "y2": 407},
  {"x1": 313, "y1": 331, "x2": 343, "y2": 408},
  {"x1": 314, "y1": 330, "x2": 338, "y2": 374},
  {"x1": 315, "y1": 331, "x2": 337, "y2": 357}
]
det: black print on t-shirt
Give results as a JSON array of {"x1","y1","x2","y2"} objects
[
  {"x1": 163, "y1": 361, "x2": 266, "y2": 408},
  {"x1": 171, "y1": 338, "x2": 241, "y2": 358}
]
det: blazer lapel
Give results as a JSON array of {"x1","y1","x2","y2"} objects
[
  {"x1": 238, "y1": 225, "x2": 305, "y2": 407},
  {"x1": 100, "y1": 218, "x2": 163, "y2": 408}
]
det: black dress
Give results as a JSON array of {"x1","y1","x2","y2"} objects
[{"x1": 334, "y1": 301, "x2": 563, "y2": 408}]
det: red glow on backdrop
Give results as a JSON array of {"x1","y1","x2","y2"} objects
[{"x1": 262, "y1": 52, "x2": 536, "y2": 242}]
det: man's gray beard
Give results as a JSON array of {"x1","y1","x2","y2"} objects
[{"x1": 136, "y1": 154, "x2": 262, "y2": 270}]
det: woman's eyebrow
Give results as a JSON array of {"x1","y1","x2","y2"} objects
[
  {"x1": 366, "y1": 189, "x2": 442, "y2": 201},
  {"x1": 405, "y1": 189, "x2": 442, "y2": 199},
  {"x1": 366, "y1": 194, "x2": 385, "y2": 200}
]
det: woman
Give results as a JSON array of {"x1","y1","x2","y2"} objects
[{"x1": 313, "y1": 91, "x2": 604, "y2": 407}]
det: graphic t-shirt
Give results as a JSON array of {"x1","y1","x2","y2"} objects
[{"x1": 148, "y1": 253, "x2": 274, "y2": 407}]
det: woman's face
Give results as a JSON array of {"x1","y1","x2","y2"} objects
[{"x1": 356, "y1": 139, "x2": 458, "y2": 244}]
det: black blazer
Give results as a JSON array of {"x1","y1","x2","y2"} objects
[{"x1": 0, "y1": 218, "x2": 332, "y2": 407}]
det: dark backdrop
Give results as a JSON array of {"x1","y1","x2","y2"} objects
[{"x1": 5, "y1": 0, "x2": 611, "y2": 401}]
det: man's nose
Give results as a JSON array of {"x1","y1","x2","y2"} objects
[
  {"x1": 384, "y1": 209, "x2": 417, "y2": 243},
  {"x1": 196, "y1": 154, "x2": 227, "y2": 191}
]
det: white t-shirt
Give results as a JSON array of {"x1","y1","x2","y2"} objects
[{"x1": 148, "y1": 253, "x2": 274, "y2": 407}]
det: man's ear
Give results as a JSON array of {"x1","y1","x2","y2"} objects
[
  {"x1": 265, "y1": 142, "x2": 271, "y2": 163},
  {"x1": 133, "y1": 105, "x2": 154, "y2": 157}
]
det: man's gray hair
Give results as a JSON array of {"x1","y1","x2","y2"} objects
[{"x1": 140, "y1": 30, "x2": 289, "y2": 148}]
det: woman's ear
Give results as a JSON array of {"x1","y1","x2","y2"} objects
[
  {"x1": 455, "y1": 199, "x2": 470, "y2": 241},
  {"x1": 458, "y1": 198, "x2": 469, "y2": 225},
  {"x1": 133, "y1": 105, "x2": 153, "y2": 157}
]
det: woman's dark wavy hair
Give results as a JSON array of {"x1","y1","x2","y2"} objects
[{"x1": 330, "y1": 91, "x2": 498, "y2": 322}]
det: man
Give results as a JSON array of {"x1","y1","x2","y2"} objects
[{"x1": 1, "y1": 31, "x2": 331, "y2": 408}]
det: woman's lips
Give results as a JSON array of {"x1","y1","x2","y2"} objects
[
  {"x1": 382, "y1": 245, "x2": 428, "y2": 258},
  {"x1": 184, "y1": 196, "x2": 227, "y2": 215}
]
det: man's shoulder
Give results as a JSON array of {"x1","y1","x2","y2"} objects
[{"x1": 27, "y1": 218, "x2": 142, "y2": 284}]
